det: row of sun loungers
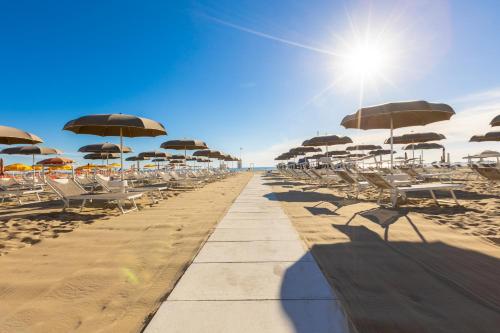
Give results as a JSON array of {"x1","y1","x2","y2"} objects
[
  {"x1": 0, "y1": 168, "x2": 236, "y2": 213},
  {"x1": 278, "y1": 165, "x2": 482, "y2": 207}
]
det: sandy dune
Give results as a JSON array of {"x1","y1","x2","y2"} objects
[
  {"x1": 0, "y1": 172, "x2": 251, "y2": 333},
  {"x1": 265, "y1": 173, "x2": 500, "y2": 333}
]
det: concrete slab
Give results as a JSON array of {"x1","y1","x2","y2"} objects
[
  {"x1": 218, "y1": 218, "x2": 294, "y2": 229},
  {"x1": 144, "y1": 174, "x2": 349, "y2": 333},
  {"x1": 194, "y1": 240, "x2": 312, "y2": 262},
  {"x1": 208, "y1": 227, "x2": 299, "y2": 241},
  {"x1": 145, "y1": 300, "x2": 348, "y2": 333},
  {"x1": 168, "y1": 261, "x2": 335, "y2": 300}
]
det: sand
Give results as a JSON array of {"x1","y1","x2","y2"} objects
[
  {"x1": 265, "y1": 171, "x2": 500, "y2": 333},
  {"x1": 0, "y1": 172, "x2": 252, "y2": 333}
]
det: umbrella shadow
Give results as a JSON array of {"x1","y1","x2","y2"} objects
[{"x1": 303, "y1": 224, "x2": 500, "y2": 333}]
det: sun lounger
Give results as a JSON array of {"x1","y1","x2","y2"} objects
[
  {"x1": 400, "y1": 166, "x2": 452, "y2": 182},
  {"x1": 474, "y1": 166, "x2": 500, "y2": 190},
  {"x1": 359, "y1": 171, "x2": 464, "y2": 207},
  {"x1": 0, "y1": 187, "x2": 43, "y2": 205},
  {"x1": 95, "y1": 174, "x2": 169, "y2": 203},
  {"x1": 47, "y1": 178, "x2": 143, "y2": 214}
]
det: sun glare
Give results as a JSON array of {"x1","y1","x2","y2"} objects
[
  {"x1": 334, "y1": 36, "x2": 395, "y2": 89},
  {"x1": 342, "y1": 40, "x2": 391, "y2": 80}
]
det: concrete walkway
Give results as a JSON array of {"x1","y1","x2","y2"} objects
[{"x1": 145, "y1": 174, "x2": 349, "y2": 333}]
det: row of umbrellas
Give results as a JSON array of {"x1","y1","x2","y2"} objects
[
  {"x1": 277, "y1": 100, "x2": 499, "y2": 168},
  {"x1": 0, "y1": 115, "x2": 240, "y2": 178}
]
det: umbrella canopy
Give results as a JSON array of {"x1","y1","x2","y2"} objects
[
  {"x1": 63, "y1": 114, "x2": 166, "y2": 137},
  {"x1": 49, "y1": 165, "x2": 73, "y2": 171},
  {"x1": 84, "y1": 153, "x2": 119, "y2": 160},
  {"x1": 78, "y1": 142, "x2": 133, "y2": 153},
  {"x1": 469, "y1": 131, "x2": 500, "y2": 142},
  {"x1": 37, "y1": 157, "x2": 74, "y2": 165},
  {"x1": 369, "y1": 149, "x2": 395, "y2": 156},
  {"x1": 0, "y1": 145, "x2": 62, "y2": 155},
  {"x1": 347, "y1": 153, "x2": 367, "y2": 158},
  {"x1": 64, "y1": 113, "x2": 166, "y2": 180},
  {"x1": 385, "y1": 132, "x2": 445, "y2": 144},
  {"x1": 4, "y1": 163, "x2": 32, "y2": 172},
  {"x1": 169, "y1": 154, "x2": 186, "y2": 160},
  {"x1": 138, "y1": 151, "x2": 171, "y2": 159},
  {"x1": 0, "y1": 125, "x2": 43, "y2": 145},
  {"x1": 403, "y1": 143, "x2": 444, "y2": 150},
  {"x1": 346, "y1": 145, "x2": 382, "y2": 151},
  {"x1": 144, "y1": 164, "x2": 157, "y2": 168},
  {"x1": 76, "y1": 164, "x2": 105, "y2": 171},
  {"x1": 125, "y1": 155, "x2": 150, "y2": 161},
  {"x1": 196, "y1": 157, "x2": 210, "y2": 163},
  {"x1": 491, "y1": 115, "x2": 500, "y2": 127},
  {"x1": 341, "y1": 101, "x2": 454, "y2": 168},
  {"x1": 152, "y1": 158, "x2": 168, "y2": 162},
  {"x1": 160, "y1": 139, "x2": 208, "y2": 150},
  {"x1": 476, "y1": 150, "x2": 500, "y2": 158},
  {"x1": 193, "y1": 149, "x2": 224, "y2": 159},
  {"x1": 302, "y1": 135, "x2": 352, "y2": 147},
  {"x1": 289, "y1": 147, "x2": 322, "y2": 155},
  {"x1": 341, "y1": 101, "x2": 455, "y2": 129},
  {"x1": 169, "y1": 159, "x2": 185, "y2": 164}
]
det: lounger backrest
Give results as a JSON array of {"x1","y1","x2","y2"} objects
[
  {"x1": 359, "y1": 172, "x2": 394, "y2": 190},
  {"x1": 47, "y1": 178, "x2": 87, "y2": 198},
  {"x1": 334, "y1": 170, "x2": 356, "y2": 184},
  {"x1": 476, "y1": 167, "x2": 500, "y2": 181}
]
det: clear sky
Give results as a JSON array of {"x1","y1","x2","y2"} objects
[{"x1": 1, "y1": 0, "x2": 499, "y2": 166}]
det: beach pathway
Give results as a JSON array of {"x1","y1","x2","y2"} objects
[{"x1": 145, "y1": 174, "x2": 349, "y2": 333}]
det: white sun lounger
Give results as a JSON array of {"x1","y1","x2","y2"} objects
[
  {"x1": 360, "y1": 172, "x2": 465, "y2": 207},
  {"x1": 47, "y1": 178, "x2": 143, "y2": 214}
]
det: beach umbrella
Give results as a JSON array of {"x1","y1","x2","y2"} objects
[
  {"x1": 126, "y1": 155, "x2": 150, "y2": 170},
  {"x1": 4, "y1": 163, "x2": 32, "y2": 172},
  {"x1": 386, "y1": 132, "x2": 446, "y2": 162},
  {"x1": 139, "y1": 151, "x2": 171, "y2": 159},
  {"x1": 341, "y1": 101, "x2": 455, "y2": 168},
  {"x1": 49, "y1": 165, "x2": 73, "y2": 171},
  {"x1": 369, "y1": 149, "x2": 395, "y2": 156},
  {"x1": 346, "y1": 145, "x2": 382, "y2": 151},
  {"x1": 37, "y1": 157, "x2": 74, "y2": 165},
  {"x1": 161, "y1": 139, "x2": 208, "y2": 159},
  {"x1": 169, "y1": 154, "x2": 186, "y2": 160},
  {"x1": 63, "y1": 113, "x2": 167, "y2": 180},
  {"x1": 289, "y1": 146, "x2": 322, "y2": 156},
  {"x1": 302, "y1": 135, "x2": 352, "y2": 157},
  {"x1": 84, "y1": 153, "x2": 119, "y2": 160},
  {"x1": 78, "y1": 142, "x2": 132, "y2": 153},
  {"x1": 0, "y1": 145, "x2": 62, "y2": 181},
  {"x1": 79, "y1": 143, "x2": 132, "y2": 166},
  {"x1": 385, "y1": 132, "x2": 445, "y2": 144},
  {"x1": 469, "y1": 131, "x2": 500, "y2": 142},
  {"x1": 0, "y1": 125, "x2": 43, "y2": 145},
  {"x1": 491, "y1": 115, "x2": 500, "y2": 127},
  {"x1": 404, "y1": 143, "x2": 444, "y2": 164}
]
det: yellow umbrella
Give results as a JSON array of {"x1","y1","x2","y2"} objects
[
  {"x1": 5, "y1": 163, "x2": 32, "y2": 171},
  {"x1": 49, "y1": 165, "x2": 72, "y2": 171},
  {"x1": 76, "y1": 164, "x2": 100, "y2": 171},
  {"x1": 144, "y1": 163, "x2": 156, "y2": 168},
  {"x1": 109, "y1": 163, "x2": 121, "y2": 168}
]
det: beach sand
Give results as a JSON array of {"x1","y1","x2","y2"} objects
[
  {"x1": 265, "y1": 172, "x2": 500, "y2": 333},
  {"x1": 0, "y1": 172, "x2": 252, "y2": 333}
]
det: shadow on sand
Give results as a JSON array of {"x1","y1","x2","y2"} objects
[{"x1": 280, "y1": 222, "x2": 500, "y2": 333}]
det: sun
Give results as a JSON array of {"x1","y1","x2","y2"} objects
[{"x1": 335, "y1": 37, "x2": 394, "y2": 86}]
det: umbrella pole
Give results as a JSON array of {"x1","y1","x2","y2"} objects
[
  {"x1": 390, "y1": 117, "x2": 394, "y2": 170},
  {"x1": 32, "y1": 153, "x2": 36, "y2": 183},
  {"x1": 120, "y1": 128, "x2": 124, "y2": 181}
]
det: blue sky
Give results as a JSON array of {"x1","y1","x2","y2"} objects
[{"x1": 1, "y1": 0, "x2": 499, "y2": 166}]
